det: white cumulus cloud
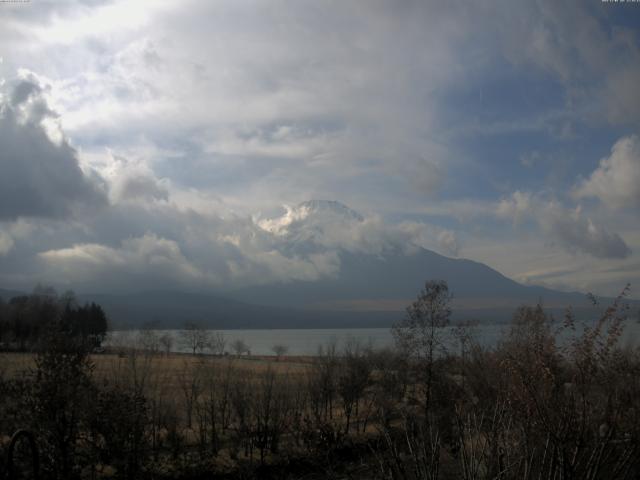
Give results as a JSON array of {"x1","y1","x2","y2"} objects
[
  {"x1": 497, "y1": 192, "x2": 631, "y2": 259},
  {"x1": 574, "y1": 134, "x2": 640, "y2": 210},
  {"x1": 0, "y1": 231, "x2": 14, "y2": 256}
]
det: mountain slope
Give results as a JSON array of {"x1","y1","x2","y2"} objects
[
  {"x1": 227, "y1": 247, "x2": 594, "y2": 319},
  {"x1": 78, "y1": 291, "x2": 394, "y2": 329},
  {"x1": 231, "y1": 200, "x2": 600, "y2": 317},
  {"x1": 0, "y1": 288, "x2": 27, "y2": 301}
]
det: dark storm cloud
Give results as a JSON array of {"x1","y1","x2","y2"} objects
[
  {"x1": 0, "y1": 80, "x2": 107, "y2": 220},
  {"x1": 10, "y1": 80, "x2": 41, "y2": 107}
]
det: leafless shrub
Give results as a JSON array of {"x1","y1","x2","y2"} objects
[
  {"x1": 337, "y1": 338, "x2": 373, "y2": 434},
  {"x1": 158, "y1": 332, "x2": 173, "y2": 356},
  {"x1": 231, "y1": 338, "x2": 250, "y2": 357},
  {"x1": 180, "y1": 321, "x2": 211, "y2": 355},
  {"x1": 271, "y1": 344, "x2": 289, "y2": 360}
]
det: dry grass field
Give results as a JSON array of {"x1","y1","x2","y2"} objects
[
  {"x1": 0, "y1": 352, "x2": 34, "y2": 377},
  {"x1": 1, "y1": 350, "x2": 314, "y2": 392}
]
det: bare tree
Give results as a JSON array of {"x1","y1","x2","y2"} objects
[
  {"x1": 231, "y1": 339, "x2": 249, "y2": 357},
  {"x1": 138, "y1": 322, "x2": 160, "y2": 354},
  {"x1": 159, "y1": 332, "x2": 173, "y2": 356},
  {"x1": 337, "y1": 339, "x2": 372, "y2": 434},
  {"x1": 392, "y1": 280, "x2": 452, "y2": 416},
  {"x1": 179, "y1": 360, "x2": 203, "y2": 430},
  {"x1": 307, "y1": 340, "x2": 339, "y2": 425},
  {"x1": 271, "y1": 344, "x2": 288, "y2": 360},
  {"x1": 195, "y1": 358, "x2": 237, "y2": 456},
  {"x1": 210, "y1": 332, "x2": 226, "y2": 356},
  {"x1": 180, "y1": 321, "x2": 211, "y2": 355}
]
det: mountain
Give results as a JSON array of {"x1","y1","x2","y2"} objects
[
  {"x1": 88, "y1": 244, "x2": 609, "y2": 329},
  {"x1": 76, "y1": 291, "x2": 394, "y2": 330},
  {"x1": 1, "y1": 201, "x2": 632, "y2": 328},
  {"x1": 227, "y1": 248, "x2": 597, "y2": 323},
  {"x1": 230, "y1": 200, "x2": 599, "y2": 322},
  {"x1": 0, "y1": 288, "x2": 27, "y2": 301},
  {"x1": 257, "y1": 199, "x2": 366, "y2": 256},
  {"x1": 298, "y1": 199, "x2": 364, "y2": 222}
]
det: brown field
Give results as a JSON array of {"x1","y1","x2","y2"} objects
[
  {"x1": 0, "y1": 352, "x2": 34, "y2": 376},
  {"x1": 0, "y1": 351, "x2": 316, "y2": 417},
  {"x1": 1, "y1": 350, "x2": 314, "y2": 379}
]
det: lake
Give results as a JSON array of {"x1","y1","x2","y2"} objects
[{"x1": 106, "y1": 320, "x2": 640, "y2": 356}]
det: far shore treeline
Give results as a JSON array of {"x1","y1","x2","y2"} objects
[{"x1": 0, "y1": 286, "x2": 108, "y2": 351}]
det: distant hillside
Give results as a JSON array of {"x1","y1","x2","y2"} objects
[
  {"x1": 1, "y1": 246, "x2": 631, "y2": 329},
  {"x1": 0, "y1": 282, "x2": 633, "y2": 330},
  {"x1": 77, "y1": 291, "x2": 396, "y2": 330},
  {"x1": 0, "y1": 288, "x2": 26, "y2": 301},
  {"x1": 227, "y1": 247, "x2": 596, "y2": 314}
]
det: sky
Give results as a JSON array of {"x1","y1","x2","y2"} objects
[{"x1": 0, "y1": 0, "x2": 639, "y2": 298}]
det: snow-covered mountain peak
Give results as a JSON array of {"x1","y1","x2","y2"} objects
[
  {"x1": 298, "y1": 200, "x2": 364, "y2": 222},
  {"x1": 257, "y1": 200, "x2": 364, "y2": 236}
]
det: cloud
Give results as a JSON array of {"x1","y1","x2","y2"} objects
[
  {"x1": 605, "y1": 66, "x2": 640, "y2": 125},
  {"x1": 496, "y1": 190, "x2": 532, "y2": 225},
  {"x1": 116, "y1": 174, "x2": 168, "y2": 202},
  {"x1": 105, "y1": 155, "x2": 169, "y2": 204},
  {"x1": 574, "y1": 134, "x2": 640, "y2": 210},
  {"x1": 10, "y1": 80, "x2": 41, "y2": 107},
  {"x1": 497, "y1": 192, "x2": 631, "y2": 259},
  {"x1": 39, "y1": 233, "x2": 207, "y2": 291},
  {"x1": 33, "y1": 208, "x2": 345, "y2": 290},
  {"x1": 436, "y1": 230, "x2": 460, "y2": 257},
  {"x1": 520, "y1": 151, "x2": 540, "y2": 168},
  {"x1": 0, "y1": 1, "x2": 467, "y2": 210},
  {"x1": 27, "y1": 199, "x2": 465, "y2": 292},
  {"x1": 225, "y1": 249, "x2": 341, "y2": 286},
  {"x1": 257, "y1": 200, "x2": 460, "y2": 258},
  {"x1": 1, "y1": 1, "x2": 639, "y2": 298},
  {"x1": 0, "y1": 78, "x2": 107, "y2": 220},
  {"x1": 539, "y1": 203, "x2": 631, "y2": 259},
  {"x1": 30, "y1": 201, "x2": 347, "y2": 291},
  {"x1": 498, "y1": 0, "x2": 640, "y2": 126},
  {"x1": 0, "y1": 231, "x2": 14, "y2": 256}
]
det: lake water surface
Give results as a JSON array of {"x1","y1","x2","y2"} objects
[{"x1": 107, "y1": 320, "x2": 640, "y2": 356}]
